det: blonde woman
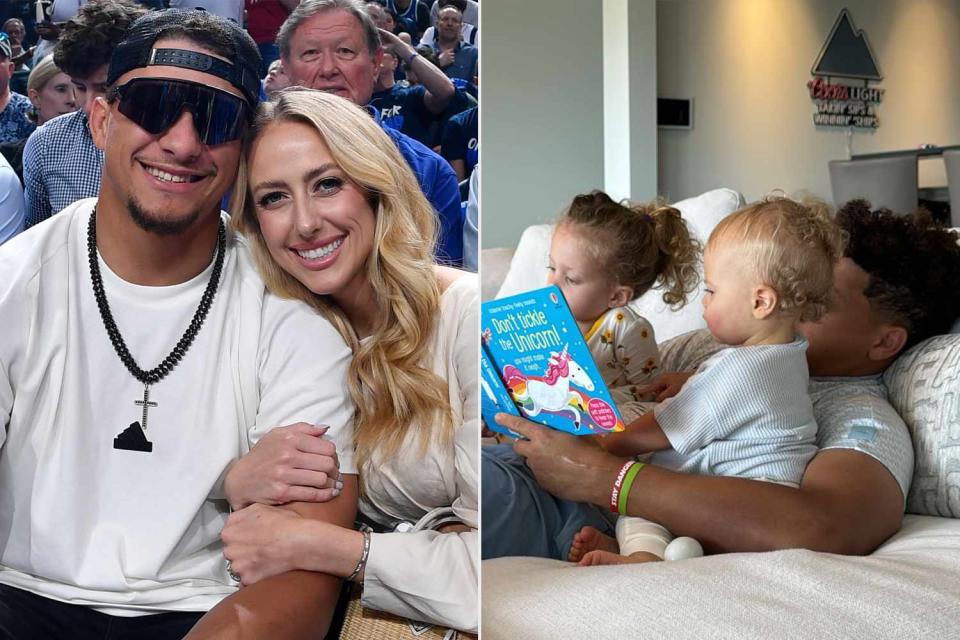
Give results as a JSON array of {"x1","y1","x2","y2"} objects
[
  {"x1": 0, "y1": 56, "x2": 77, "y2": 182},
  {"x1": 222, "y1": 88, "x2": 478, "y2": 633},
  {"x1": 26, "y1": 56, "x2": 78, "y2": 126}
]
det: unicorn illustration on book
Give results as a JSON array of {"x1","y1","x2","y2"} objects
[{"x1": 502, "y1": 346, "x2": 595, "y2": 430}]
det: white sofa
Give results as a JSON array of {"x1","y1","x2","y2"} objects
[
  {"x1": 482, "y1": 514, "x2": 960, "y2": 639},
  {"x1": 480, "y1": 189, "x2": 960, "y2": 639}
]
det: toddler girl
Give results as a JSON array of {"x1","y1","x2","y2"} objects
[
  {"x1": 547, "y1": 191, "x2": 700, "y2": 420},
  {"x1": 569, "y1": 196, "x2": 844, "y2": 566}
]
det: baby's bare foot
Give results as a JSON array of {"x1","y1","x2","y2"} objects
[
  {"x1": 568, "y1": 526, "x2": 619, "y2": 562},
  {"x1": 578, "y1": 550, "x2": 661, "y2": 567}
]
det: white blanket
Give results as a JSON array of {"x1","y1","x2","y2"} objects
[{"x1": 482, "y1": 515, "x2": 960, "y2": 639}]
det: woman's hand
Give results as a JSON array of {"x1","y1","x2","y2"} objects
[
  {"x1": 221, "y1": 504, "x2": 308, "y2": 586},
  {"x1": 223, "y1": 503, "x2": 365, "y2": 585},
  {"x1": 634, "y1": 371, "x2": 695, "y2": 402},
  {"x1": 224, "y1": 423, "x2": 341, "y2": 510},
  {"x1": 498, "y1": 414, "x2": 625, "y2": 507}
]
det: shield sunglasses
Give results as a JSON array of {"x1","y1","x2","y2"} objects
[{"x1": 110, "y1": 78, "x2": 251, "y2": 146}]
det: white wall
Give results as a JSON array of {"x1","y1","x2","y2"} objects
[
  {"x1": 657, "y1": 0, "x2": 960, "y2": 204},
  {"x1": 480, "y1": 0, "x2": 605, "y2": 248},
  {"x1": 481, "y1": 1, "x2": 659, "y2": 248},
  {"x1": 604, "y1": 0, "x2": 659, "y2": 203}
]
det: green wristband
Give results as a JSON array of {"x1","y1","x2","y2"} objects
[{"x1": 617, "y1": 461, "x2": 645, "y2": 515}]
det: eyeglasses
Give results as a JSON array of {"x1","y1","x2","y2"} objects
[{"x1": 111, "y1": 78, "x2": 251, "y2": 146}]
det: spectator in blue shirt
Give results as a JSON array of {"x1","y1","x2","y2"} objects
[
  {"x1": 0, "y1": 39, "x2": 35, "y2": 145},
  {"x1": 429, "y1": 0, "x2": 476, "y2": 28},
  {"x1": 385, "y1": 0, "x2": 431, "y2": 43},
  {"x1": 371, "y1": 50, "x2": 431, "y2": 144},
  {"x1": 432, "y1": 4, "x2": 477, "y2": 87},
  {"x1": 370, "y1": 41, "x2": 456, "y2": 149},
  {"x1": 440, "y1": 104, "x2": 476, "y2": 181}
]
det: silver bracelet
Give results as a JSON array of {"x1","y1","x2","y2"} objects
[{"x1": 346, "y1": 529, "x2": 371, "y2": 582}]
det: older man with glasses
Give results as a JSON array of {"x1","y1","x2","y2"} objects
[{"x1": 0, "y1": 9, "x2": 356, "y2": 639}]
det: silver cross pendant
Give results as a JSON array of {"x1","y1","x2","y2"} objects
[{"x1": 113, "y1": 384, "x2": 156, "y2": 453}]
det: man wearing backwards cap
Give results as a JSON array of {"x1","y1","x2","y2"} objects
[{"x1": 0, "y1": 9, "x2": 357, "y2": 639}]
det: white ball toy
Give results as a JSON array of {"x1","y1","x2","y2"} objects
[{"x1": 664, "y1": 537, "x2": 704, "y2": 561}]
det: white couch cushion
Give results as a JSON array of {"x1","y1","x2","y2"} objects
[
  {"x1": 494, "y1": 224, "x2": 552, "y2": 300},
  {"x1": 481, "y1": 247, "x2": 516, "y2": 302},
  {"x1": 494, "y1": 188, "x2": 745, "y2": 343}
]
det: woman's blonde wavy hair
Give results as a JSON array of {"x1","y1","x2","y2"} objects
[{"x1": 230, "y1": 87, "x2": 454, "y2": 481}]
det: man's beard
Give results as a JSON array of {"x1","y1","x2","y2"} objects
[{"x1": 128, "y1": 197, "x2": 202, "y2": 236}]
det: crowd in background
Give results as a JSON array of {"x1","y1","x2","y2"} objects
[{"x1": 0, "y1": 0, "x2": 478, "y2": 269}]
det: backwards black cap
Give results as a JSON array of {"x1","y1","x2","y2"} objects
[{"x1": 107, "y1": 9, "x2": 262, "y2": 108}]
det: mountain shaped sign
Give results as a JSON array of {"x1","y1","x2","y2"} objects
[
  {"x1": 811, "y1": 9, "x2": 882, "y2": 81},
  {"x1": 807, "y1": 9, "x2": 884, "y2": 129}
]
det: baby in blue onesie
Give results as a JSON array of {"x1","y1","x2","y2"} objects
[{"x1": 572, "y1": 196, "x2": 845, "y2": 566}]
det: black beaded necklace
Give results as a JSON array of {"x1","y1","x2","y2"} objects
[{"x1": 87, "y1": 206, "x2": 226, "y2": 452}]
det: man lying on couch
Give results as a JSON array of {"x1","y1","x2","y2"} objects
[{"x1": 482, "y1": 200, "x2": 960, "y2": 559}]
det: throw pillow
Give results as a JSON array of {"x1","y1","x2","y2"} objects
[{"x1": 884, "y1": 334, "x2": 960, "y2": 518}]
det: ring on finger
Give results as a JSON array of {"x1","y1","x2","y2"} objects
[{"x1": 226, "y1": 560, "x2": 241, "y2": 583}]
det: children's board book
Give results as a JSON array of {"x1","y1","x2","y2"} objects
[{"x1": 481, "y1": 285, "x2": 625, "y2": 437}]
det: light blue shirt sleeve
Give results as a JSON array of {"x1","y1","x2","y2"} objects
[
  {"x1": 462, "y1": 165, "x2": 478, "y2": 272},
  {"x1": 0, "y1": 158, "x2": 26, "y2": 245},
  {"x1": 810, "y1": 376, "x2": 913, "y2": 501}
]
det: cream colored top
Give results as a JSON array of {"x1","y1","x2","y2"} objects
[
  {"x1": 583, "y1": 305, "x2": 660, "y2": 391},
  {"x1": 358, "y1": 274, "x2": 479, "y2": 633}
]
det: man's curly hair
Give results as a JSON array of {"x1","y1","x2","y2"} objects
[
  {"x1": 838, "y1": 199, "x2": 960, "y2": 349},
  {"x1": 54, "y1": 0, "x2": 148, "y2": 80}
]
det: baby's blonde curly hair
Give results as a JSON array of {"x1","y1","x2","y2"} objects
[{"x1": 707, "y1": 196, "x2": 845, "y2": 323}]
